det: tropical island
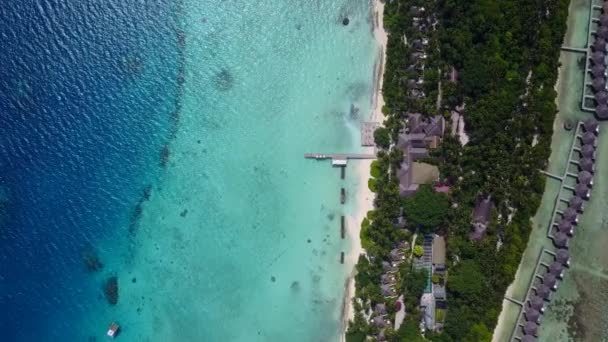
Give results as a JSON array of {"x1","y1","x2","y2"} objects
[{"x1": 346, "y1": 0, "x2": 570, "y2": 341}]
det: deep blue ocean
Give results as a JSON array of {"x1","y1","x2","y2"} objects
[{"x1": 0, "y1": 1, "x2": 178, "y2": 340}]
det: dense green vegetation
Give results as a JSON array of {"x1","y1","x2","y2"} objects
[{"x1": 348, "y1": 0, "x2": 568, "y2": 340}]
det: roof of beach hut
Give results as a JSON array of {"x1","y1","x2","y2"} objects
[
  {"x1": 575, "y1": 183, "x2": 590, "y2": 198},
  {"x1": 529, "y1": 296, "x2": 545, "y2": 311},
  {"x1": 597, "y1": 104, "x2": 608, "y2": 119},
  {"x1": 553, "y1": 232, "x2": 569, "y2": 248},
  {"x1": 569, "y1": 196, "x2": 584, "y2": 212},
  {"x1": 579, "y1": 157, "x2": 595, "y2": 173},
  {"x1": 373, "y1": 315, "x2": 386, "y2": 327},
  {"x1": 595, "y1": 90, "x2": 608, "y2": 104},
  {"x1": 525, "y1": 308, "x2": 541, "y2": 323},
  {"x1": 582, "y1": 132, "x2": 597, "y2": 145},
  {"x1": 536, "y1": 284, "x2": 552, "y2": 299},
  {"x1": 375, "y1": 303, "x2": 387, "y2": 315},
  {"x1": 581, "y1": 144, "x2": 596, "y2": 159},
  {"x1": 601, "y1": 14, "x2": 608, "y2": 27},
  {"x1": 549, "y1": 261, "x2": 565, "y2": 277},
  {"x1": 584, "y1": 118, "x2": 600, "y2": 134},
  {"x1": 523, "y1": 322, "x2": 539, "y2": 336},
  {"x1": 598, "y1": 26, "x2": 608, "y2": 39},
  {"x1": 543, "y1": 273, "x2": 558, "y2": 289},
  {"x1": 592, "y1": 63, "x2": 607, "y2": 78},
  {"x1": 595, "y1": 36, "x2": 608, "y2": 51},
  {"x1": 593, "y1": 77, "x2": 606, "y2": 92},
  {"x1": 578, "y1": 170, "x2": 594, "y2": 186},
  {"x1": 521, "y1": 335, "x2": 537, "y2": 342},
  {"x1": 592, "y1": 50, "x2": 607, "y2": 65},
  {"x1": 556, "y1": 249, "x2": 570, "y2": 265},
  {"x1": 382, "y1": 261, "x2": 392, "y2": 271},
  {"x1": 557, "y1": 219, "x2": 573, "y2": 234},
  {"x1": 562, "y1": 207, "x2": 579, "y2": 222}
]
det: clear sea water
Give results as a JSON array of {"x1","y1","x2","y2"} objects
[{"x1": 0, "y1": 0, "x2": 379, "y2": 340}]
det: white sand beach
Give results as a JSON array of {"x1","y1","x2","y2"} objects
[{"x1": 341, "y1": 0, "x2": 388, "y2": 339}]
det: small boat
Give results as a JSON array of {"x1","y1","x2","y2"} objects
[{"x1": 107, "y1": 322, "x2": 120, "y2": 338}]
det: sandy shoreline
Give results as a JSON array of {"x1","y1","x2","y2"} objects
[{"x1": 340, "y1": 0, "x2": 388, "y2": 339}]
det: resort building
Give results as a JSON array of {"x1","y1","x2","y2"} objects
[{"x1": 555, "y1": 249, "x2": 570, "y2": 266}]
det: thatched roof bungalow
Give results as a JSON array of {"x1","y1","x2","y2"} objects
[
  {"x1": 592, "y1": 63, "x2": 606, "y2": 78},
  {"x1": 521, "y1": 335, "x2": 537, "y2": 342},
  {"x1": 523, "y1": 322, "x2": 539, "y2": 336},
  {"x1": 593, "y1": 77, "x2": 606, "y2": 92},
  {"x1": 569, "y1": 196, "x2": 584, "y2": 212},
  {"x1": 574, "y1": 183, "x2": 591, "y2": 199},
  {"x1": 524, "y1": 308, "x2": 541, "y2": 324},
  {"x1": 553, "y1": 232, "x2": 569, "y2": 248},
  {"x1": 596, "y1": 103, "x2": 608, "y2": 119},
  {"x1": 529, "y1": 296, "x2": 545, "y2": 312},
  {"x1": 543, "y1": 273, "x2": 558, "y2": 290},
  {"x1": 584, "y1": 118, "x2": 600, "y2": 134},
  {"x1": 557, "y1": 219, "x2": 574, "y2": 235},
  {"x1": 536, "y1": 284, "x2": 552, "y2": 300},
  {"x1": 581, "y1": 132, "x2": 597, "y2": 146},
  {"x1": 580, "y1": 144, "x2": 596, "y2": 159},
  {"x1": 549, "y1": 261, "x2": 565, "y2": 279},
  {"x1": 556, "y1": 249, "x2": 570, "y2": 266},
  {"x1": 579, "y1": 157, "x2": 595, "y2": 173},
  {"x1": 578, "y1": 170, "x2": 594, "y2": 186}
]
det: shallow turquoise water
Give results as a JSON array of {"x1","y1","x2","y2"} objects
[{"x1": 84, "y1": 0, "x2": 379, "y2": 341}]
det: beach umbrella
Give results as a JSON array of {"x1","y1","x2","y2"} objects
[
  {"x1": 575, "y1": 183, "x2": 591, "y2": 199},
  {"x1": 529, "y1": 296, "x2": 545, "y2": 312},
  {"x1": 549, "y1": 261, "x2": 566, "y2": 279},
  {"x1": 557, "y1": 219, "x2": 573, "y2": 235},
  {"x1": 553, "y1": 232, "x2": 569, "y2": 248},
  {"x1": 578, "y1": 170, "x2": 594, "y2": 186},
  {"x1": 593, "y1": 77, "x2": 606, "y2": 92},
  {"x1": 592, "y1": 63, "x2": 606, "y2": 78},
  {"x1": 579, "y1": 157, "x2": 595, "y2": 173},
  {"x1": 536, "y1": 284, "x2": 552, "y2": 299},
  {"x1": 556, "y1": 249, "x2": 570, "y2": 266},
  {"x1": 581, "y1": 132, "x2": 597, "y2": 146},
  {"x1": 584, "y1": 118, "x2": 600, "y2": 134},
  {"x1": 562, "y1": 207, "x2": 579, "y2": 223},
  {"x1": 569, "y1": 196, "x2": 584, "y2": 212},
  {"x1": 523, "y1": 322, "x2": 539, "y2": 336},
  {"x1": 581, "y1": 144, "x2": 596, "y2": 159},
  {"x1": 524, "y1": 308, "x2": 541, "y2": 323},
  {"x1": 595, "y1": 90, "x2": 608, "y2": 104}
]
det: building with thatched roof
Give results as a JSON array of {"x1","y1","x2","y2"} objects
[
  {"x1": 549, "y1": 261, "x2": 565, "y2": 279},
  {"x1": 595, "y1": 90, "x2": 608, "y2": 104},
  {"x1": 584, "y1": 118, "x2": 600, "y2": 134},
  {"x1": 580, "y1": 144, "x2": 596, "y2": 159},
  {"x1": 598, "y1": 26, "x2": 608, "y2": 39},
  {"x1": 543, "y1": 273, "x2": 558, "y2": 290},
  {"x1": 523, "y1": 322, "x2": 539, "y2": 336},
  {"x1": 556, "y1": 249, "x2": 570, "y2": 266},
  {"x1": 470, "y1": 195, "x2": 493, "y2": 241},
  {"x1": 574, "y1": 183, "x2": 591, "y2": 199},
  {"x1": 579, "y1": 157, "x2": 595, "y2": 173},
  {"x1": 529, "y1": 296, "x2": 545, "y2": 312},
  {"x1": 569, "y1": 196, "x2": 584, "y2": 212},
  {"x1": 601, "y1": 14, "x2": 608, "y2": 27},
  {"x1": 524, "y1": 308, "x2": 541, "y2": 324},
  {"x1": 375, "y1": 303, "x2": 388, "y2": 315},
  {"x1": 596, "y1": 103, "x2": 608, "y2": 119},
  {"x1": 557, "y1": 219, "x2": 574, "y2": 235},
  {"x1": 536, "y1": 284, "x2": 552, "y2": 300},
  {"x1": 604, "y1": 1, "x2": 608, "y2": 13},
  {"x1": 593, "y1": 77, "x2": 606, "y2": 92},
  {"x1": 578, "y1": 170, "x2": 594, "y2": 186},
  {"x1": 381, "y1": 274, "x2": 396, "y2": 285},
  {"x1": 553, "y1": 232, "x2": 569, "y2": 248},
  {"x1": 594, "y1": 36, "x2": 608, "y2": 51},
  {"x1": 373, "y1": 315, "x2": 387, "y2": 327},
  {"x1": 381, "y1": 284, "x2": 397, "y2": 297},
  {"x1": 581, "y1": 132, "x2": 597, "y2": 146},
  {"x1": 592, "y1": 63, "x2": 606, "y2": 78},
  {"x1": 562, "y1": 207, "x2": 579, "y2": 223},
  {"x1": 521, "y1": 335, "x2": 537, "y2": 342},
  {"x1": 592, "y1": 50, "x2": 606, "y2": 64}
]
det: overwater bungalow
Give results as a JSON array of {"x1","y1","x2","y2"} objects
[
  {"x1": 549, "y1": 261, "x2": 566, "y2": 279},
  {"x1": 529, "y1": 296, "x2": 546, "y2": 312},
  {"x1": 579, "y1": 157, "x2": 595, "y2": 173},
  {"x1": 374, "y1": 303, "x2": 388, "y2": 315},
  {"x1": 557, "y1": 219, "x2": 574, "y2": 235},
  {"x1": 569, "y1": 196, "x2": 584, "y2": 212},
  {"x1": 524, "y1": 308, "x2": 541, "y2": 324},
  {"x1": 601, "y1": 14, "x2": 608, "y2": 27},
  {"x1": 574, "y1": 183, "x2": 591, "y2": 199},
  {"x1": 581, "y1": 132, "x2": 597, "y2": 146},
  {"x1": 584, "y1": 118, "x2": 600, "y2": 134},
  {"x1": 578, "y1": 170, "x2": 594, "y2": 187},
  {"x1": 580, "y1": 144, "x2": 596, "y2": 159},
  {"x1": 523, "y1": 322, "x2": 539, "y2": 336},
  {"x1": 597, "y1": 103, "x2": 608, "y2": 119},
  {"x1": 562, "y1": 207, "x2": 579, "y2": 223},
  {"x1": 592, "y1": 77, "x2": 606, "y2": 92},
  {"x1": 553, "y1": 232, "x2": 569, "y2": 248},
  {"x1": 543, "y1": 273, "x2": 558, "y2": 290},
  {"x1": 535, "y1": 284, "x2": 552, "y2": 300},
  {"x1": 604, "y1": 2, "x2": 608, "y2": 13},
  {"x1": 597, "y1": 26, "x2": 608, "y2": 40},
  {"x1": 555, "y1": 249, "x2": 571, "y2": 266}
]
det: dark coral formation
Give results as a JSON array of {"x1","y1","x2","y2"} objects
[
  {"x1": 342, "y1": 17, "x2": 350, "y2": 26},
  {"x1": 214, "y1": 68, "x2": 234, "y2": 91},
  {"x1": 82, "y1": 245, "x2": 103, "y2": 273},
  {"x1": 104, "y1": 276, "x2": 119, "y2": 305},
  {"x1": 160, "y1": 145, "x2": 170, "y2": 167}
]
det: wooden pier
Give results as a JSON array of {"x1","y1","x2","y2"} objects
[
  {"x1": 304, "y1": 153, "x2": 376, "y2": 166},
  {"x1": 341, "y1": 216, "x2": 345, "y2": 239}
]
